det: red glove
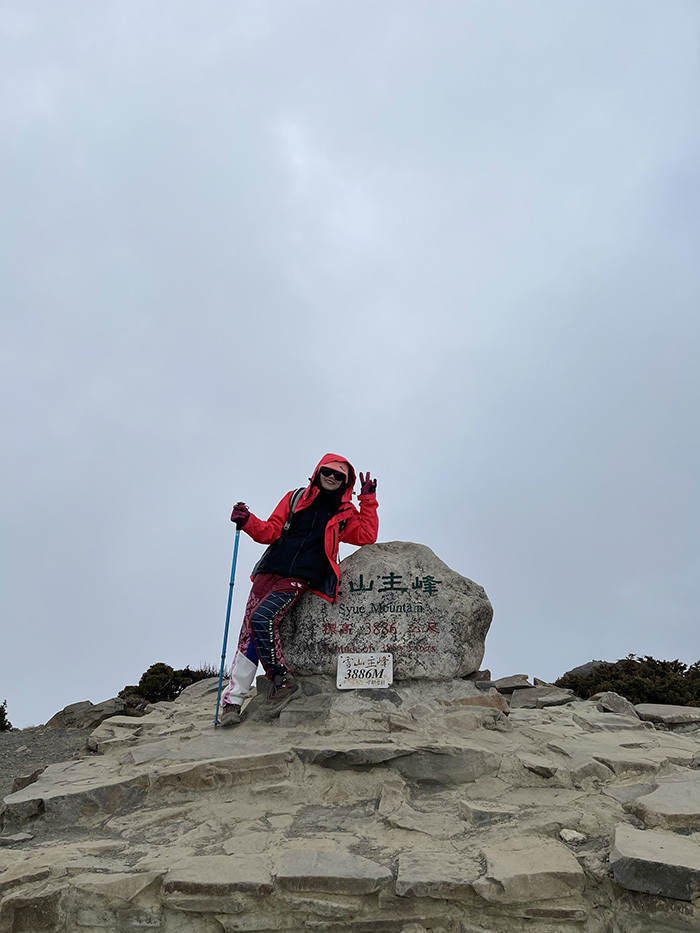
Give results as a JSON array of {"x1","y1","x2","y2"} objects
[
  {"x1": 359, "y1": 472, "x2": 377, "y2": 495},
  {"x1": 230, "y1": 502, "x2": 250, "y2": 528}
]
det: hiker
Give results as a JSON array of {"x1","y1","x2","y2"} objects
[{"x1": 220, "y1": 454, "x2": 378, "y2": 726}]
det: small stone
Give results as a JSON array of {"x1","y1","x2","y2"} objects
[{"x1": 560, "y1": 829, "x2": 587, "y2": 844}]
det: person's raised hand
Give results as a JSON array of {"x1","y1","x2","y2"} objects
[
  {"x1": 230, "y1": 502, "x2": 250, "y2": 528},
  {"x1": 359, "y1": 472, "x2": 377, "y2": 495}
]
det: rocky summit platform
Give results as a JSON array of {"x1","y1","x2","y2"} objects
[{"x1": 2, "y1": 676, "x2": 700, "y2": 933}]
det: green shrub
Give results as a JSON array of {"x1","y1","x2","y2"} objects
[
  {"x1": 556, "y1": 655, "x2": 700, "y2": 706},
  {"x1": 0, "y1": 699, "x2": 12, "y2": 732},
  {"x1": 119, "y1": 662, "x2": 217, "y2": 706}
]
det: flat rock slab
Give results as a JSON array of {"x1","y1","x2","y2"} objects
[
  {"x1": 0, "y1": 862, "x2": 51, "y2": 894},
  {"x1": 292, "y1": 740, "x2": 412, "y2": 768},
  {"x1": 2, "y1": 768, "x2": 149, "y2": 831},
  {"x1": 0, "y1": 834, "x2": 34, "y2": 847},
  {"x1": 473, "y1": 836, "x2": 586, "y2": 904},
  {"x1": 510, "y1": 687, "x2": 577, "y2": 709},
  {"x1": 164, "y1": 855, "x2": 273, "y2": 897},
  {"x1": 396, "y1": 851, "x2": 481, "y2": 898},
  {"x1": 281, "y1": 541, "x2": 493, "y2": 680},
  {"x1": 635, "y1": 704, "x2": 700, "y2": 725},
  {"x1": 388, "y1": 743, "x2": 502, "y2": 785},
  {"x1": 274, "y1": 848, "x2": 392, "y2": 894},
  {"x1": 71, "y1": 871, "x2": 163, "y2": 902},
  {"x1": 624, "y1": 776, "x2": 700, "y2": 830},
  {"x1": 610, "y1": 823, "x2": 700, "y2": 901},
  {"x1": 152, "y1": 751, "x2": 290, "y2": 791},
  {"x1": 493, "y1": 675, "x2": 532, "y2": 693}
]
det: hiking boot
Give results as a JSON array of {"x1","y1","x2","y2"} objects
[
  {"x1": 219, "y1": 703, "x2": 242, "y2": 727},
  {"x1": 265, "y1": 674, "x2": 299, "y2": 715}
]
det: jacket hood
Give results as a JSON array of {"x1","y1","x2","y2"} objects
[{"x1": 305, "y1": 453, "x2": 356, "y2": 505}]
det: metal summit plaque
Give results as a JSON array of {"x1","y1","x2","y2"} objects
[{"x1": 336, "y1": 652, "x2": 393, "y2": 690}]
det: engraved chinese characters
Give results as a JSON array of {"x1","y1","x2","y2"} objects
[{"x1": 280, "y1": 541, "x2": 493, "y2": 681}]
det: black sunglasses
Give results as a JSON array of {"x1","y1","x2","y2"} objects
[{"x1": 319, "y1": 467, "x2": 346, "y2": 482}]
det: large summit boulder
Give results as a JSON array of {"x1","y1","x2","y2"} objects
[{"x1": 280, "y1": 541, "x2": 492, "y2": 681}]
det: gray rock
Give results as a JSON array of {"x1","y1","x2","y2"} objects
[
  {"x1": 509, "y1": 686, "x2": 577, "y2": 709},
  {"x1": 610, "y1": 823, "x2": 700, "y2": 901},
  {"x1": 464, "y1": 669, "x2": 492, "y2": 682},
  {"x1": 292, "y1": 740, "x2": 412, "y2": 768},
  {"x1": 2, "y1": 767, "x2": 150, "y2": 832},
  {"x1": 473, "y1": 836, "x2": 586, "y2": 903},
  {"x1": 635, "y1": 704, "x2": 700, "y2": 726},
  {"x1": 0, "y1": 861, "x2": 51, "y2": 894},
  {"x1": 6, "y1": 664, "x2": 700, "y2": 932},
  {"x1": 72, "y1": 870, "x2": 163, "y2": 901},
  {"x1": 44, "y1": 697, "x2": 125, "y2": 729},
  {"x1": 152, "y1": 751, "x2": 290, "y2": 791},
  {"x1": 386, "y1": 803, "x2": 464, "y2": 839},
  {"x1": 624, "y1": 776, "x2": 700, "y2": 830},
  {"x1": 559, "y1": 828, "x2": 587, "y2": 844},
  {"x1": 459, "y1": 800, "x2": 519, "y2": 825},
  {"x1": 275, "y1": 847, "x2": 392, "y2": 894},
  {"x1": 164, "y1": 854, "x2": 272, "y2": 897},
  {"x1": 11, "y1": 768, "x2": 45, "y2": 794},
  {"x1": 396, "y1": 851, "x2": 481, "y2": 897},
  {"x1": 0, "y1": 884, "x2": 63, "y2": 932},
  {"x1": 493, "y1": 675, "x2": 532, "y2": 693},
  {"x1": 593, "y1": 692, "x2": 638, "y2": 717},
  {"x1": 281, "y1": 541, "x2": 493, "y2": 681},
  {"x1": 603, "y1": 784, "x2": 657, "y2": 805},
  {"x1": 389, "y1": 743, "x2": 501, "y2": 785},
  {"x1": 0, "y1": 832, "x2": 34, "y2": 847}
]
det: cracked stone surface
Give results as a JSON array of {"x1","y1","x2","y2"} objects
[{"x1": 2, "y1": 676, "x2": 700, "y2": 932}]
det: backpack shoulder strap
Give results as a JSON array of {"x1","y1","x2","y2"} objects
[{"x1": 282, "y1": 487, "x2": 305, "y2": 532}]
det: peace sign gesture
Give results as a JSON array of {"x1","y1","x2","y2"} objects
[{"x1": 359, "y1": 472, "x2": 377, "y2": 495}]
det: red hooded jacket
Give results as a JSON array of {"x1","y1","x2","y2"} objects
[{"x1": 241, "y1": 453, "x2": 379, "y2": 603}]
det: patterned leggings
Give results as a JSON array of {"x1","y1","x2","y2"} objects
[{"x1": 236, "y1": 573, "x2": 308, "y2": 677}]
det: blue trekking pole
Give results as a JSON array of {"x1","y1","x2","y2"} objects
[{"x1": 214, "y1": 523, "x2": 242, "y2": 726}]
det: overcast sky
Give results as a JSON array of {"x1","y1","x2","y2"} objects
[{"x1": 2, "y1": 1, "x2": 699, "y2": 728}]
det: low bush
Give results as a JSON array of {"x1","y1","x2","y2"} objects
[
  {"x1": 556, "y1": 655, "x2": 700, "y2": 706},
  {"x1": 0, "y1": 699, "x2": 12, "y2": 732},
  {"x1": 119, "y1": 662, "x2": 217, "y2": 707}
]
